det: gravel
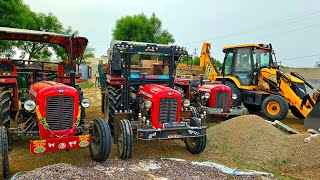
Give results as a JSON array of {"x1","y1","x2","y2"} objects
[{"x1": 13, "y1": 159, "x2": 275, "y2": 180}]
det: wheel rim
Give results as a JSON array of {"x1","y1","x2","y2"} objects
[
  {"x1": 117, "y1": 127, "x2": 123, "y2": 156},
  {"x1": 267, "y1": 101, "x2": 281, "y2": 115},
  {"x1": 185, "y1": 137, "x2": 199, "y2": 149},
  {"x1": 91, "y1": 123, "x2": 101, "y2": 154}
]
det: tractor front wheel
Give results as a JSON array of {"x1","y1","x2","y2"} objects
[
  {"x1": 184, "y1": 117, "x2": 206, "y2": 154},
  {"x1": 117, "y1": 119, "x2": 133, "y2": 160},
  {"x1": 89, "y1": 119, "x2": 112, "y2": 162},
  {"x1": 261, "y1": 95, "x2": 289, "y2": 121},
  {"x1": 0, "y1": 126, "x2": 9, "y2": 179}
]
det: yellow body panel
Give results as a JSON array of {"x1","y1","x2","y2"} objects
[{"x1": 223, "y1": 44, "x2": 271, "y2": 51}]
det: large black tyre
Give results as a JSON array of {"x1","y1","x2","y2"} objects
[
  {"x1": 261, "y1": 95, "x2": 289, "y2": 121},
  {"x1": 89, "y1": 119, "x2": 112, "y2": 162},
  {"x1": 225, "y1": 81, "x2": 242, "y2": 107},
  {"x1": 101, "y1": 93, "x2": 105, "y2": 113},
  {"x1": 184, "y1": 117, "x2": 206, "y2": 154},
  {"x1": 0, "y1": 87, "x2": 11, "y2": 129},
  {"x1": 104, "y1": 86, "x2": 122, "y2": 132},
  {"x1": 0, "y1": 126, "x2": 9, "y2": 179},
  {"x1": 290, "y1": 106, "x2": 305, "y2": 119},
  {"x1": 117, "y1": 119, "x2": 133, "y2": 160}
]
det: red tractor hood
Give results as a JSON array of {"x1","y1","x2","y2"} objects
[
  {"x1": 29, "y1": 81, "x2": 77, "y2": 99},
  {"x1": 138, "y1": 84, "x2": 180, "y2": 99},
  {"x1": 198, "y1": 84, "x2": 230, "y2": 93}
]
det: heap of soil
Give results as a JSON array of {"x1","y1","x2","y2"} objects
[{"x1": 206, "y1": 115, "x2": 320, "y2": 179}]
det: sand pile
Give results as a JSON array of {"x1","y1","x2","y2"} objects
[{"x1": 206, "y1": 114, "x2": 320, "y2": 179}]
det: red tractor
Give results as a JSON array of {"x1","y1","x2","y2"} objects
[
  {"x1": 187, "y1": 76, "x2": 249, "y2": 120},
  {"x1": 0, "y1": 27, "x2": 111, "y2": 178},
  {"x1": 101, "y1": 40, "x2": 207, "y2": 159}
]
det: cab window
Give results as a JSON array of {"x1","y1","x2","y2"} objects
[
  {"x1": 224, "y1": 52, "x2": 233, "y2": 75},
  {"x1": 234, "y1": 48, "x2": 251, "y2": 71},
  {"x1": 253, "y1": 48, "x2": 270, "y2": 68}
]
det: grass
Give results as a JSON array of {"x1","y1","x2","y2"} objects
[{"x1": 80, "y1": 80, "x2": 94, "y2": 89}]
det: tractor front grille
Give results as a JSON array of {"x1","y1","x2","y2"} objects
[
  {"x1": 215, "y1": 91, "x2": 229, "y2": 108},
  {"x1": 159, "y1": 98, "x2": 178, "y2": 124},
  {"x1": 46, "y1": 96, "x2": 74, "y2": 131}
]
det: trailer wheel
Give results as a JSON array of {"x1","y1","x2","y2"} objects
[
  {"x1": 184, "y1": 117, "x2": 206, "y2": 154},
  {"x1": 262, "y1": 95, "x2": 289, "y2": 121},
  {"x1": 190, "y1": 106, "x2": 200, "y2": 118},
  {"x1": 0, "y1": 126, "x2": 9, "y2": 179},
  {"x1": 290, "y1": 106, "x2": 305, "y2": 119},
  {"x1": 89, "y1": 119, "x2": 111, "y2": 162},
  {"x1": 105, "y1": 86, "x2": 122, "y2": 132},
  {"x1": 117, "y1": 119, "x2": 133, "y2": 160},
  {"x1": 0, "y1": 87, "x2": 11, "y2": 129},
  {"x1": 225, "y1": 81, "x2": 242, "y2": 107}
]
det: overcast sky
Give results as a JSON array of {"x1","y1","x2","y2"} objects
[{"x1": 24, "y1": 0, "x2": 320, "y2": 67}]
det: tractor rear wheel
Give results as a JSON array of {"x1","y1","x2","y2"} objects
[
  {"x1": 104, "y1": 86, "x2": 122, "y2": 133},
  {"x1": 184, "y1": 117, "x2": 206, "y2": 154},
  {"x1": 0, "y1": 126, "x2": 9, "y2": 179},
  {"x1": 261, "y1": 95, "x2": 289, "y2": 121},
  {"x1": 117, "y1": 119, "x2": 133, "y2": 160},
  {"x1": 89, "y1": 119, "x2": 112, "y2": 162},
  {"x1": 290, "y1": 106, "x2": 305, "y2": 119},
  {"x1": 225, "y1": 81, "x2": 242, "y2": 107},
  {"x1": 0, "y1": 87, "x2": 11, "y2": 129}
]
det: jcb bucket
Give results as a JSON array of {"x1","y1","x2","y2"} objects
[{"x1": 304, "y1": 96, "x2": 320, "y2": 131}]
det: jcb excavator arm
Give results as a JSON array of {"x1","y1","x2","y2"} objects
[{"x1": 199, "y1": 42, "x2": 220, "y2": 80}]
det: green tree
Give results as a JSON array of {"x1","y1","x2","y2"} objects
[
  {"x1": 315, "y1": 60, "x2": 320, "y2": 67},
  {"x1": 112, "y1": 13, "x2": 174, "y2": 44},
  {"x1": 19, "y1": 12, "x2": 64, "y2": 60},
  {"x1": 0, "y1": 0, "x2": 38, "y2": 57}
]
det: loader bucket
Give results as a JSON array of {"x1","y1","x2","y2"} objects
[{"x1": 304, "y1": 96, "x2": 320, "y2": 131}]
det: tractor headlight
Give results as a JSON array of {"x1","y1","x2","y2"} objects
[
  {"x1": 145, "y1": 100, "x2": 152, "y2": 109},
  {"x1": 204, "y1": 92, "x2": 210, "y2": 99},
  {"x1": 183, "y1": 99, "x2": 190, "y2": 108},
  {"x1": 81, "y1": 98, "x2": 91, "y2": 108},
  {"x1": 232, "y1": 93, "x2": 237, "y2": 100},
  {"x1": 24, "y1": 100, "x2": 36, "y2": 111}
]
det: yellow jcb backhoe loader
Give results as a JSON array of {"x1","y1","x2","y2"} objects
[{"x1": 199, "y1": 42, "x2": 320, "y2": 131}]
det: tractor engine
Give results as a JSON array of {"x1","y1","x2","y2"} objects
[
  {"x1": 138, "y1": 84, "x2": 186, "y2": 129},
  {"x1": 198, "y1": 84, "x2": 231, "y2": 109},
  {"x1": 26, "y1": 81, "x2": 82, "y2": 139}
]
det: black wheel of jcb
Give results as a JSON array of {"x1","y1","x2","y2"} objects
[
  {"x1": 0, "y1": 126, "x2": 9, "y2": 179},
  {"x1": 225, "y1": 81, "x2": 242, "y2": 107},
  {"x1": 104, "y1": 86, "x2": 122, "y2": 133},
  {"x1": 0, "y1": 87, "x2": 11, "y2": 129},
  {"x1": 290, "y1": 106, "x2": 305, "y2": 119},
  {"x1": 89, "y1": 119, "x2": 112, "y2": 162},
  {"x1": 117, "y1": 119, "x2": 133, "y2": 160},
  {"x1": 184, "y1": 117, "x2": 206, "y2": 154},
  {"x1": 261, "y1": 95, "x2": 289, "y2": 121}
]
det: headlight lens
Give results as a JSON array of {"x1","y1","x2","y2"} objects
[
  {"x1": 24, "y1": 100, "x2": 36, "y2": 111},
  {"x1": 183, "y1": 99, "x2": 190, "y2": 108},
  {"x1": 145, "y1": 100, "x2": 152, "y2": 109},
  {"x1": 232, "y1": 93, "x2": 237, "y2": 100},
  {"x1": 81, "y1": 98, "x2": 91, "y2": 108},
  {"x1": 204, "y1": 92, "x2": 210, "y2": 99}
]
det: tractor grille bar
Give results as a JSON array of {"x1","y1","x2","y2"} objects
[
  {"x1": 215, "y1": 91, "x2": 229, "y2": 108},
  {"x1": 46, "y1": 96, "x2": 74, "y2": 131},
  {"x1": 159, "y1": 98, "x2": 178, "y2": 124}
]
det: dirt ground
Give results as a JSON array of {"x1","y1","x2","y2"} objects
[{"x1": 8, "y1": 86, "x2": 320, "y2": 179}]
